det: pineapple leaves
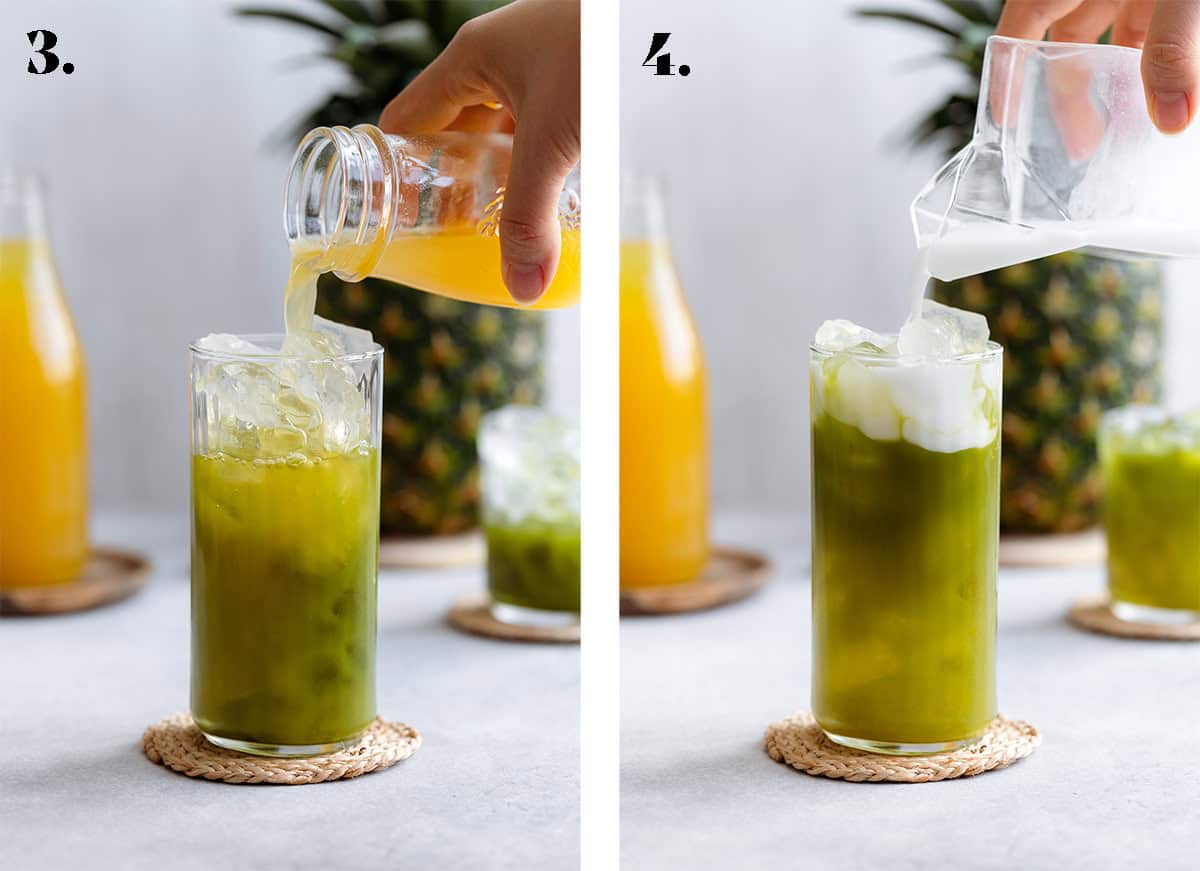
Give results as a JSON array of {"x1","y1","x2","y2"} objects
[
  {"x1": 383, "y1": 0, "x2": 426, "y2": 21},
  {"x1": 910, "y1": 93, "x2": 978, "y2": 156},
  {"x1": 237, "y1": 0, "x2": 511, "y2": 145},
  {"x1": 317, "y1": 0, "x2": 379, "y2": 24},
  {"x1": 855, "y1": 1, "x2": 997, "y2": 150},
  {"x1": 855, "y1": 9, "x2": 960, "y2": 39},
  {"x1": 937, "y1": 0, "x2": 999, "y2": 25},
  {"x1": 234, "y1": 7, "x2": 343, "y2": 38}
]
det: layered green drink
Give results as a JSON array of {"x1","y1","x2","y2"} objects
[
  {"x1": 480, "y1": 407, "x2": 580, "y2": 625},
  {"x1": 189, "y1": 330, "x2": 382, "y2": 756},
  {"x1": 1100, "y1": 407, "x2": 1200, "y2": 621},
  {"x1": 810, "y1": 303, "x2": 1002, "y2": 754}
]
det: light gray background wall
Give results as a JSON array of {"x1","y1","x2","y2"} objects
[
  {"x1": 0, "y1": 0, "x2": 579, "y2": 512},
  {"x1": 621, "y1": 0, "x2": 1200, "y2": 515}
]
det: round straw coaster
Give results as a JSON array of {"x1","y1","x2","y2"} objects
[
  {"x1": 764, "y1": 712, "x2": 1039, "y2": 783},
  {"x1": 142, "y1": 713, "x2": 420, "y2": 785},
  {"x1": 1068, "y1": 594, "x2": 1200, "y2": 641},
  {"x1": 448, "y1": 593, "x2": 579, "y2": 644},
  {"x1": 620, "y1": 547, "x2": 772, "y2": 616},
  {"x1": 0, "y1": 548, "x2": 149, "y2": 616}
]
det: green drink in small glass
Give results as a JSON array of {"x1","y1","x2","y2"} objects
[
  {"x1": 480, "y1": 407, "x2": 580, "y2": 627},
  {"x1": 1100, "y1": 406, "x2": 1200, "y2": 622},
  {"x1": 810, "y1": 305, "x2": 1002, "y2": 755},
  {"x1": 189, "y1": 331, "x2": 382, "y2": 757}
]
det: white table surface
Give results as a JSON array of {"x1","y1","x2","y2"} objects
[
  {"x1": 1, "y1": 511, "x2": 579, "y2": 871},
  {"x1": 620, "y1": 509, "x2": 1199, "y2": 870}
]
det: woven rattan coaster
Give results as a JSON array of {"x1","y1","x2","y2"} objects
[
  {"x1": 1068, "y1": 593, "x2": 1200, "y2": 641},
  {"x1": 448, "y1": 593, "x2": 580, "y2": 643},
  {"x1": 764, "y1": 712, "x2": 1039, "y2": 783},
  {"x1": 143, "y1": 713, "x2": 420, "y2": 785},
  {"x1": 0, "y1": 548, "x2": 149, "y2": 616},
  {"x1": 620, "y1": 547, "x2": 772, "y2": 616}
]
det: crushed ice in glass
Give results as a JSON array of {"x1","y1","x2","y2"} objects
[
  {"x1": 479, "y1": 407, "x2": 580, "y2": 526},
  {"x1": 194, "y1": 319, "x2": 374, "y2": 460}
]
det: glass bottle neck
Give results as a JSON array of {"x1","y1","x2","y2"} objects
[
  {"x1": 621, "y1": 173, "x2": 670, "y2": 243},
  {"x1": 0, "y1": 170, "x2": 48, "y2": 240},
  {"x1": 284, "y1": 125, "x2": 396, "y2": 280}
]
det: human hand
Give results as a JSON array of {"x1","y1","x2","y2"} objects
[
  {"x1": 996, "y1": 0, "x2": 1200, "y2": 133},
  {"x1": 380, "y1": 0, "x2": 580, "y2": 305}
]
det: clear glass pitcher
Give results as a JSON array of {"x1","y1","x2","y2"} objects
[
  {"x1": 284, "y1": 124, "x2": 581, "y2": 310},
  {"x1": 0, "y1": 169, "x2": 88, "y2": 588},
  {"x1": 913, "y1": 36, "x2": 1200, "y2": 280}
]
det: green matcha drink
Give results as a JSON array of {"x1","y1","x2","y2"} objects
[
  {"x1": 189, "y1": 330, "x2": 382, "y2": 756},
  {"x1": 479, "y1": 407, "x2": 580, "y2": 625},
  {"x1": 486, "y1": 521, "x2": 581, "y2": 614},
  {"x1": 810, "y1": 303, "x2": 1002, "y2": 755},
  {"x1": 1100, "y1": 407, "x2": 1200, "y2": 621}
]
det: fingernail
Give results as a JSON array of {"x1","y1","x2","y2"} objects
[
  {"x1": 503, "y1": 262, "x2": 546, "y2": 304},
  {"x1": 1152, "y1": 91, "x2": 1191, "y2": 133}
]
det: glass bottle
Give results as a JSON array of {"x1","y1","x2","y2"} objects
[
  {"x1": 283, "y1": 124, "x2": 581, "y2": 313},
  {"x1": 0, "y1": 169, "x2": 88, "y2": 588},
  {"x1": 619, "y1": 175, "x2": 709, "y2": 587}
]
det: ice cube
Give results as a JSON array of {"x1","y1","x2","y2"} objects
[
  {"x1": 195, "y1": 333, "x2": 272, "y2": 356},
  {"x1": 814, "y1": 319, "x2": 884, "y2": 352},
  {"x1": 898, "y1": 299, "x2": 989, "y2": 357},
  {"x1": 314, "y1": 315, "x2": 375, "y2": 354}
]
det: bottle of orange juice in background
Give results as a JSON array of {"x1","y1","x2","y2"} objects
[
  {"x1": 620, "y1": 176, "x2": 709, "y2": 587},
  {"x1": 0, "y1": 170, "x2": 88, "y2": 588}
]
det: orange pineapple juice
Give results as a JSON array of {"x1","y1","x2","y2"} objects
[
  {"x1": 619, "y1": 239, "x2": 708, "y2": 586},
  {"x1": 285, "y1": 226, "x2": 580, "y2": 327},
  {"x1": 0, "y1": 239, "x2": 88, "y2": 587}
]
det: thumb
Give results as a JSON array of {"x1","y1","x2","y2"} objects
[
  {"x1": 498, "y1": 106, "x2": 579, "y2": 305},
  {"x1": 1142, "y1": 0, "x2": 1200, "y2": 133}
]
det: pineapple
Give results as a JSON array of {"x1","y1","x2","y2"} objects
[
  {"x1": 860, "y1": 0, "x2": 1164, "y2": 532},
  {"x1": 239, "y1": 1, "x2": 545, "y2": 536}
]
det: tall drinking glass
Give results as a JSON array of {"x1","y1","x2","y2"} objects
[
  {"x1": 189, "y1": 334, "x2": 382, "y2": 757},
  {"x1": 810, "y1": 340, "x2": 1002, "y2": 754}
]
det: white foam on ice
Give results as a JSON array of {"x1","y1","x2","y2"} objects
[{"x1": 813, "y1": 302, "x2": 1000, "y2": 453}]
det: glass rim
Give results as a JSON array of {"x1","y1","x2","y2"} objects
[
  {"x1": 1100, "y1": 403, "x2": 1188, "y2": 429},
  {"x1": 188, "y1": 332, "x2": 383, "y2": 364},
  {"x1": 808, "y1": 339, "x2": 1003, "y2": 365},
  {"x1": 987, "y1": 34, "x2": 1142, "y2": 58}
]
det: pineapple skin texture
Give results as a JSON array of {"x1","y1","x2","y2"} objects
[
  {"x1": 934, "y1": 253, "x2": 1163, "y2": 534},
  {"x1": 317, "y1": 273, "x2": 545, "y2": 536}
]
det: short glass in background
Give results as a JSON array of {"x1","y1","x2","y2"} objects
[
  {"x1": 479, "y1": 406, "x2": 580, "y2": 627},
  {"x1": 189, "y1": 329, "x2": 382, "y2": 757},
  {"x1": 1100, "y1": 406, "x2": 1200, "y2": 623},
  {"x1": 810, "y1": 310, "x2": 1002, "y2": 755}
]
